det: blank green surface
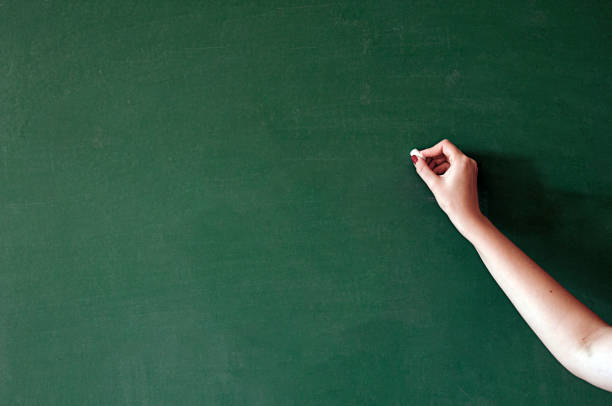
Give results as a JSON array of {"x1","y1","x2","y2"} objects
[{"x1": 2, "y1": 1, "x2": 612, "y2": 404}]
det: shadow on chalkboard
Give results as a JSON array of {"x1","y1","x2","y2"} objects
[{"x1": 471, "y1": 152, "x2": 612, "y2": 306}]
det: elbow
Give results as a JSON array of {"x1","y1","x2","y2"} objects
[
  {"x1": 558, "y1": 327, "x2": 612, "y2": 392},
  {"x1": 567, "y1": 366, "x2": 612, "y2": 393}
]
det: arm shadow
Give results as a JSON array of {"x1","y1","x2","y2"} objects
[{"x1": 470, "y1": 152, "x2": 612, "y2": 318}]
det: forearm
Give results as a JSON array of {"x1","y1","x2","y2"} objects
[
  {"x1": 459, "y1": 214, "x2": 608, "y2": 374},
  {"x1": 412, "y1": 139, "x2": 611, "y2": 389}
]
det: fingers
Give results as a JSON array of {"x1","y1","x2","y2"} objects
[
  {"x1": 412, "y1": 139, "x2": 464, "y2": 189},
  {"x1": 432, "y1": 161, "x2": 450, "y2": 175},
  {"x1": 413, "y1": 156, "x2": 439, "y2": 191},
  {"x1": 428, "y1": 155, "x2": 447, "y2": 170},
  {"x1": 420, "y1": 139, "x2": 462, "y2": 162}
]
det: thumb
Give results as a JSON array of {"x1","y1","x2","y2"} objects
[{"x1": 412, "y1": 156, "x2": 439, "y2": 192}]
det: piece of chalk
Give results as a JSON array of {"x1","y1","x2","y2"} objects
[{"x1": 410, "y1": 148, "x2": 424, "y2": 159}]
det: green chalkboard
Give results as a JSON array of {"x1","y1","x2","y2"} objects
[{"x1": 2, "y1": 0, "x2": 612, "y2": 404}]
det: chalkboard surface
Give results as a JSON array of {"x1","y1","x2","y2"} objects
[{"x1": 2, "y1": 1, "x2": 612, "y2": 404}]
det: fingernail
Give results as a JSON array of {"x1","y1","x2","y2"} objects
[
  {"x1": 410, "y1": 148, "x2": 424, "y2": 159},
  {"x1": 411, "y1": 155, "x2": 418, "y2": 165}
]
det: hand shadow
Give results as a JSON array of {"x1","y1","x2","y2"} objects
[{"x1": 470, "y1": 152, "x2": 612, "y2": 319}]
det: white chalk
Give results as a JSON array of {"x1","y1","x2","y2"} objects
[{"x1": 410, "y1": 148, "x2": 424, "y2": 159}]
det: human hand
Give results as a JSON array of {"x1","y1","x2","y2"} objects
[{"x1": 411, "y1": 139, "x2": 483, "y2": 234}]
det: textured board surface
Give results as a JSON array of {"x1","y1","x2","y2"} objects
[{"x1": 2, "y1": 1, "x2": 612, "y2": 404}]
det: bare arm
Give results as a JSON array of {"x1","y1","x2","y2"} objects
[
  {"x1": 412, "y1": 139, "x2": 612, "y2": 392},
  {"x1": 463, "y1": 214, "x2": 612, "y2": 391}
]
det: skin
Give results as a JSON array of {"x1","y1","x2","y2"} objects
[{"x1": 412, "y1": 139, "x2": 612, "y2": 392}]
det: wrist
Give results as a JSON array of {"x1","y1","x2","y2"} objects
[{"x1": 451, "y1": 212, "x2": 489, "y2": 240}]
